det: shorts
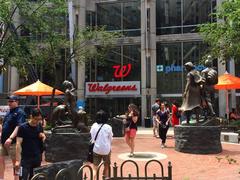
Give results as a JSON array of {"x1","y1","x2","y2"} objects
[
  {"x1": 93, "y1": 152, "x2": 111, "y2": 167},
  {"x1": 125, "y1": 128, "x2": 137, "y2": 138},
  {"x1": 0, "y1": 144, "x2": 16, "y2": 159},
  {"x1": 152, "y1": 115, "x2": 158, "y2": 128}
]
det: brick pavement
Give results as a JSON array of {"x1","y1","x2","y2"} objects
[{"x1": 4, "y1": 128, "x2": 240, "y2": 180}]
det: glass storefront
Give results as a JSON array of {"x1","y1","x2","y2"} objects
[
  {"x1": 156, "y1": 0, "x2": 216, "y2": 35},
  {"x1": 85, "y1": 44, "x2": 141, "y2": 118},
  {"x1": 156, "y1": 41, "x2": 207, "y2": 96}
]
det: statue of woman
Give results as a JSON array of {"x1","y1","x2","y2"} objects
[{"x1": 181, "y1": 62, "x2": 203, "y2": 124}]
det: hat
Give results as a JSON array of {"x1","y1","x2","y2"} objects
[
  {"x1": 184, "y1": 62, "x2": 194, "y2": 68},
  {"x1": 7, "y1": 95, "x2": 20, "y2": 101}
]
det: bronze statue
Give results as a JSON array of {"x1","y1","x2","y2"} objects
[
  {"x1": 181, "y1": 62, "x2": 204, "y2": 124},
  {"x1": 51, "y1": 80, "x2": 89, "y2": 132},
  {"x1": 201, "y1": 55, "x2": 218, "y2": 118}
]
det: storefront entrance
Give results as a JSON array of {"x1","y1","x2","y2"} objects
[{"x1": 86, "y1": 97, "x2": 141, "y2": 126}]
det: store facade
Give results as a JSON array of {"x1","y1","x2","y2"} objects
[
  {"x1": 1, "y1": 0, "x2": 234, "y2": 123},
  {"x1": 68, "y1": 0, "x2": 224, "y2": 125}
]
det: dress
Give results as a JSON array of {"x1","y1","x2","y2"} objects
[
  {"x1": 181, "y1": 69, "x2": 202, "y2": 112},
  {"x1": 171, "y1": 105, "x2": 179, "y2": 127}
]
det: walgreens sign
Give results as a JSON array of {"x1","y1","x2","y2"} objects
[{"x1": 85, "y1": 81, "x2": 140, "y2": 96}]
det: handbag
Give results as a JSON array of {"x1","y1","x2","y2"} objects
[{"x1": 87, "y1": 124, "x2": 104, "y2": 163}]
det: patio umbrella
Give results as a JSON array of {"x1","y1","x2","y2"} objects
[
  {"x1": 214, "y1": 71, "x2": 240, "y2": 118},
  {"x1": 13, "y1": 80, "x2": 64, "y2": 108}
]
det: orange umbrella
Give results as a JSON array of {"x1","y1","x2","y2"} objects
[
  {"x1": 214, "y1": 71, "x2": 240, "y2": 118},
  {"x1": 13, "y1": 80, "x2": 64, "y2": 108},
  {"x1": 214, "y1": 72, "x2": 240, "y2": 90}
]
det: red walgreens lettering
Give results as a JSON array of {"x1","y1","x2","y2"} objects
[{"x1": 88, "y1": 83, "x2": 137, "y2": 94}]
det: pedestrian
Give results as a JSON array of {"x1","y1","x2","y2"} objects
[
  {"x1": 15, "y1": 108, "x2": 45, "y2": 180},
  {"x1": 90, "y1": 110, "x2": 113, "y2": 179},
  {"x1": 124, "y1": 103, "x2": 139, "y2": 157},
  {"x1": 0, "y1": 95, "x2": 26, "y2": 180},
  {"x1": 156, "y1": 103, "x2": 170, "y2": 148},
  {"x1": 151, "y1": 98, "x2": 160, "y2": 137},
  {"x1": 171, "y1": 101, "x2": 180, "y2": 127}
]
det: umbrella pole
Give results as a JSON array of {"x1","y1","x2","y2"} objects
[
  {"x1": 226, "y1": 90, "x2": 229, "y2": 124},
  {"x1": 38, "y1": 96, "x2": 40, "y2": 109}
]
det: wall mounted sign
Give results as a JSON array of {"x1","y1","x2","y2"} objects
[
  {"x1": 85, "y1": 81, "x2": 140, "y2": 96},
  {"x1": 157, "y1": 64, "x2": 205, "y2": 73},
  {"x1": 112, "y1": 64, "x2": 132, "y2": 78}
]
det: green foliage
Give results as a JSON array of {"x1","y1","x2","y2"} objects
[
  {"x1": 198, "y1": 0, "x2": 240, "y2": 63},
  {"x1": 0, "y1": 0, "x2": 120, "y2": 84}
]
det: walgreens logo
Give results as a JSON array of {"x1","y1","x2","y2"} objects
[{"x1": 85, "y1": 81, "x2": 140, "y2": 96}]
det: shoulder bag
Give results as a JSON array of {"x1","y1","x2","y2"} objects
[{"x1": 87, "y1": 124, "x2": 104, "y2": 163}]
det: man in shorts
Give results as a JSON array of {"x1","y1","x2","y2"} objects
[
  {"x1": 152, "y1": 98, "x2": 160, "y2": 137},
  {"x1": 0, "y1": 95, "x2": 26, "y2": 180}
]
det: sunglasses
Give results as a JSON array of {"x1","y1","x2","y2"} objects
[{"x1": 8, "y1": 100, "x2": 16, "y2": 103}]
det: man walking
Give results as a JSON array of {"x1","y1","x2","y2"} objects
[
  {"x1": 0, "y1": 95, "x2": 26, "y2": 180},
  {"x1": 15, "y1": 108, "x2": 45, "y2": 180}
]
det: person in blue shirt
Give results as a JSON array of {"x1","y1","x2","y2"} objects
[
  {"x1": 15, "y1": 108, "x2": 45, "y2": 180},
  {"x1": 0, "y1": 95, "x2": 26, "y2": 180}
]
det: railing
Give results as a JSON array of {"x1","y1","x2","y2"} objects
[{"x1": 31, "y1": 160, "x2": 172, "y2": 180}]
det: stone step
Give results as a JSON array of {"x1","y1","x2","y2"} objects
[{"x1": 221, "y1": 132, "x2": 239, "y2": 143}]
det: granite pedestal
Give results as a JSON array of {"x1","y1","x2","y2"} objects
[
  {"x1": 45, "y1": 130, "x2": 90, "y2": 162},
  {"x1": 174, "y1": 125, "x2": 222, "y2": 154}
]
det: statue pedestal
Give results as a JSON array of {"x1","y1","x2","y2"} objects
[
  {"x1": 174, "y1": 125, "x2": 222, "y2": 154},
  {"x1": 45, "y1": 131, "x2": 90, "y2": 162}
]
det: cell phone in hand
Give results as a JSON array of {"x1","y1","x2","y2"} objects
[{"x1": 14, "y1": 166, "x2": 22, "y2": 176}]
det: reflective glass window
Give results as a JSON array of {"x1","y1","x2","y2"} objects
[
  {"x1": 123, "y1": 1, "x2": 141, "y2": 36},
  {"x1": 97, "y1": 3, "x2": 121, "y2": 31},
  {"x1": 86, "y1": 45, "x2": 141, "y2": 82},
  {"x1": 156, "y1": 42, "x2": 183, "y2": 94},
  {"x1": 86, "y1": 11, "x2": 96, "y2": 27},
  {"x1": 156, "y1": 0, "x2": 182, "y2": 35},
  {"x1": 96, "y1": 47, "x2": 121, "y2": 82},
  {"x1": 183, "y1": 0, "x2": 215, "y2": 33},
  {"x1": 122, "y1": 45, "x2": 141, "y2": 81},
  {"x1": 156, "y1": 0, "x2": 216, "y2": 35},
  {"x1": 156, "y1": 41, "x2": 208, "y2": 95},
  {"x1": 97, "y1": 1, "x2": 140, "y2": 36}
]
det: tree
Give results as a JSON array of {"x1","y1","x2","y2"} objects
[
  {"x1": 198, "y1": 0, "x2": 240, "y2": 63},
  {"x1": 0, "y1": 0, "x2": 119, "y2": 85}
]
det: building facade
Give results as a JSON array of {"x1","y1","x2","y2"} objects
[
  {"x1": 68, "y1": 0, "x2": 229, "y2": 125},
  {"x1": 3, "y1": 0, "x2": 237, "y2": 124}
]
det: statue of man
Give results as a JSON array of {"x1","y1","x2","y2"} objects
[
  {"x1": 181, "y1": 62, "x2": 203, "y2": 124},
  {"x1": 63, "y1": 80, "x2": 77, "y2": 110},
  {"x1": 201, "y1": 55, "x2": 218, "y2": 117}
]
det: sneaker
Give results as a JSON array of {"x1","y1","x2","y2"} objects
[
  {"x1": 129, "y1": 153, "x2": 134, "y2": 157},
  {"x1": 161, "y1": 143, "x2": 166, "y2": 148}
]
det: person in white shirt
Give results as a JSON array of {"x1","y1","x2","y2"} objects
[{"x1": 90, "y1": 110, "x2": 113, "y2": 179}]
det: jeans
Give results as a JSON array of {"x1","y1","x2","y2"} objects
[
  {"x1": 159, "y1": 125, "x2": 169, "y2": 144},
  {"x1": 20, "y1": 154, "x2": 42, "y2": 180}
]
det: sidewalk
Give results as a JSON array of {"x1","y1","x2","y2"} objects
[
  {"x1": 3, "y1": 127, "x2": 240, "y2": 180},
  {"x1": 112, "y1": 128, "x2": 240, "y2": 180}
]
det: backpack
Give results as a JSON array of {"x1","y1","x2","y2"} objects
[{"x1": 207, "y1": 68, "x2": 218, "y2": 85}]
